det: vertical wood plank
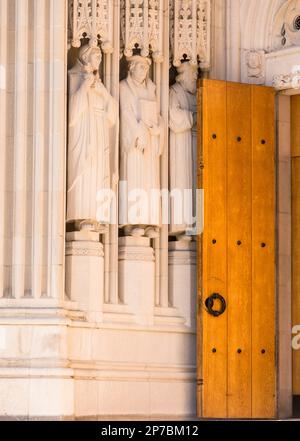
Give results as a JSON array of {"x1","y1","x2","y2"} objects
[
  {"x1": 227, "y1": 82, "x2": 252, "y2": 418},
  {"x1": 251, "y1": 85, "x2": 276, "y2": 418},
  {"x1": 201, "y1": 79, "x2": 228, "y2": 418},
  {"x1": 291, "y1": 95, "x2": 300, "y2": 395}
]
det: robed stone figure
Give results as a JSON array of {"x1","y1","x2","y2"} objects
[
  {"x1": 169, "y1": 62, "x2": 198, "y2": 238},
  {"x1": 119, "y1": 55, "x2": 164, "y2": 235},
  {"x1": 67, "y1": 44, "x2": 118, "y2": 232}
]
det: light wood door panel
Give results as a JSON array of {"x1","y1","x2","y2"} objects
[
  {"x1": 197, "y1": 79, "x2": 276, "y2": 419},
  {"x1": 227, "y1": 83, "x2": 252, "y2": 418},
  {"x1": 201, "y1": 80, "x2": 228, "y2": 417},
  {"x1": 251, "y1": 86, "x2": 276, "y2": 418}
]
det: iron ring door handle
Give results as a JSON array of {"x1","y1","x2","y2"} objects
[{"x1": 205, "y1": 293, "x2": 226, "y2": 317}]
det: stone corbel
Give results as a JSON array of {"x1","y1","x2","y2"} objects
[
  {"x1": 273, "y1": 69, "x2": 300, "y2": 91},
  {"x1": 242, "y1": 50, "x2": 266, "y2": 85}
]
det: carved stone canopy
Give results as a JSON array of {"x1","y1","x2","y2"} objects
[
  {"x1": 68, "y1": 1, "x2": 211, "y2": 70},
  {"x1": 68, "y1": 0, "x2": 114, "y2": 52},
  {"x1": 170, "y1": 0, "x2": 211, "y2": 70}
]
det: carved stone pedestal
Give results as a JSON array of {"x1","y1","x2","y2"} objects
[
  {"x1": 168, "y1": 240, "x2": 197, "y2": 329},
  {"x1": 65, "y1": 231, "x2": 104, "y2": 323},
  {"x1": 118, "y1": 236, "x2": 155, "y2": 326}
]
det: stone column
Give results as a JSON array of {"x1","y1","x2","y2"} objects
[
  {"x1": 168, "y1": 240, "x2": 196, "y2": 329},
  {"x1": 118, "y1": 236, "x2": 155, "y2": 326},
  {"x1": 0, "y1": 0, "x2": 67, "y2": 300}
]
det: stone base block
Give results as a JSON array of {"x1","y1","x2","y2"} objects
[
  {"x1": 168, "y1": 240, "x2": 197, "y2": 328},
  {"x1": 118, "y1": 236, "x2": 155, "y2": 326},
  {"x1": 66, "y1": 240, "x2": 104, "y2": 322}
]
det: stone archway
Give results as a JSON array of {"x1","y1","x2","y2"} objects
[{"x1": 240, "y1": 0, "x2": 286, "y2": 51}]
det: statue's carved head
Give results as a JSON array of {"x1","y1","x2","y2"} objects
[
  {"x1": 176, "y1": 62, "x2": 198, "y2": 95},
  {"x1": 127, "y1": 55, "x2": 151, "y2": 84},
  {"x1": 78, "y1": 44, "x2": 102, "y2": 73}
]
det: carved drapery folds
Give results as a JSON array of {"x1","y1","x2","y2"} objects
[
  {"x1": 66, "y1": 45, "x2": 118, "y2": 233},
  {"x1": 170, "y1": 0, "x2": 211, "y2": 69},
  {"x1": 169, "y1": 63, "x2": 197, "y2": 238},
  {"x1": 119, "y1": 56, "x2": 164, "y2": 232},
  {"x1": 68, "y1": 0, "x2": 114, "y2": 52}
]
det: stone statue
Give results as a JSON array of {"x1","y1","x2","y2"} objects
[
  {"x1": 67, "y1": 44, "x2": 118, "y2": 232},
  {"x1": 169, "y1": 62, "x2": 198, "y2": 238},
  {"x1": 119, "y1": 55, "x2": 164, "y2": 237}
]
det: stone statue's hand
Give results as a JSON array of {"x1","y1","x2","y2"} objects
[
  {"x1": 136, "y1": 139, "x2": 145, "y2": 152},
  {"x1": 149, "y1": 124, "x2": 161, "y2": 136},
  {"x1": 135, "y1": 121, "x2": 150, "y2": 151}
]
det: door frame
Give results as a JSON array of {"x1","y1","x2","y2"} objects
[{"x1": 276, "y1": 91, "x2": 293, "y2": 419}]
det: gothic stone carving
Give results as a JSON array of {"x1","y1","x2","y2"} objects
[
  {"x1": 67, "y1": 44, "x2": 118, "y2": 232},
  {"x1": 273, "y1": 68, "x2": 300, "y2": 90},
  {"x1": 272, "y1": 0, "x2": 300, "y2": 51},
  {"x1": 120, "y1": 0, "x2": 164, "y2": 63},
  {"x1": 169, "y1": 62, "x2": 197, "y2": 238},
  {"x1": 68, "y1": 0, "x2": 113, "y2": 51},
  {"x1": 170, "y1": 0, "x2": 211, "y2": 70},
  {"x1": 119, "y1": 55, "x2": 164, "y2": 233},
  {"x1": 242, "y1": 50, "x2": 265, "y2": 85}
]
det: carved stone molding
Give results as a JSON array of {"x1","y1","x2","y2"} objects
[
  {"x1": 119, "y1": 246, "x2": 155, "y2": 262},
  {"x1": 66, "y1": 241, "x2": 104, "y2": 257},
  {"x1": 170, "y1": 0, "x2": 211, "y2": 69},
  {"x1": 168, "y1": 250, "x2": 196, "y2": 266},
  {"x1": 68, "y1": 0, "x2": 114, "y2": 52},
  {"x1": 272, "y1": 0, "x2": 300, "y2": 51}
]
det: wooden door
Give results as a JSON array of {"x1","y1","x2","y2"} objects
[{"x1": 197, "y1": 79, "x2": 276, "y2": 419}]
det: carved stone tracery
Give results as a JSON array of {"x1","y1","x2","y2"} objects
[
  {"x1": 68, "y1": 0, "x2": 114, "y2": 52},
  {"x1": 120, "y1": 0, "x2": 164, "y2": 63},
  {"x1": 170, "y1": 0, "x2": 211, "y2": 69},
  {"x1": 69, "y1": 1, "x2": 211, "y2": 67}
]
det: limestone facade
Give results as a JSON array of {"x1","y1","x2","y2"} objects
[{"x1": 0, "y1": 0, "x2": 298, "y2": 419}]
